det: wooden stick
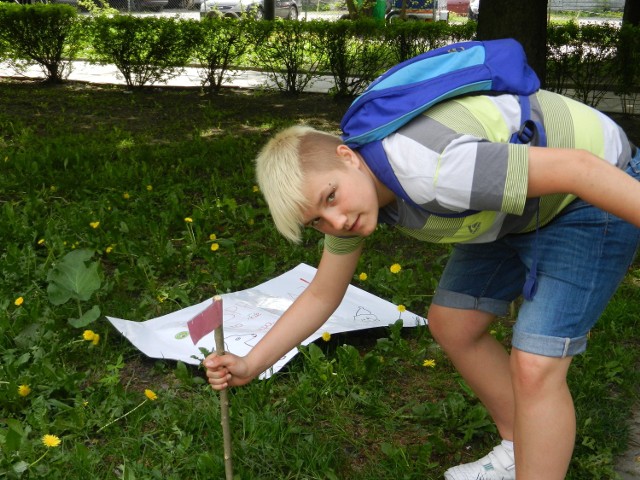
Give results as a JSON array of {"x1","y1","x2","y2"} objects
[{"x1": 213, "y1": 296, "x2": 233, "y2": 480}]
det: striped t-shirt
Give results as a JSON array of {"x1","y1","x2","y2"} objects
[{"x1": 325, "y1": 89, "x2": 633, "y2": 255}]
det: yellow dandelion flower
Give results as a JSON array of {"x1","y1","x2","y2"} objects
[
  {"x1": 489, "y1": 330, "x2": 497, "y2": 336},
  {"x1": 123, "y1": 192, "x2": 130, "y2": 199},
  {"x1": 14, "y1": 297, "x2": 24, "y2": 307},
  {"x1": 184, "y1": 217, "x2": 193, "y2": 223},
  {"x1": 18, "y1": 384, "x2": 31, "y2": 397},
  {"x1": 358, "y1": 272, "x2": 368, "y2": 281},
  {"x1": 105, "y1": 245, "x2": 114, "y2": 254},
  {"x1": 390, "y1": 263, "x2": 402, "y2": 274},
  {"x1": 252, "y1": 185, "x2": 260, "y2": 193},
  {"x1": 42, "y1": 434, "x2": 61, "y2": 448},
  {"x1": 209, "y1": 233, "x2": 217, "y2": 241},
  {"x1": 83, "y1": 330, "x2": 96, "y2": 341},
  {"x1": 50, "y1": 185, "x2": 57, "y2": 192},
  {"x1": 91, "y1": 334, "x2": 100, "y2": 346},
  {"x1": 210, "y1": 243, "x2": 220, "y2": 252},
  {"x1": 422, "y1": 359, "x2": 436, "y2": 368},
  {"x1": 90, "y1": 221, "x2": 100, "y2": 229},
  {"x1": 144, "y1": 389, "x2": 158, "y2": 401},
  {"x1": 321, "y1": 332, "x2": 331, "y2": 342},
  {"x1": 397, "y1": 304, "x2": 406, "y2": 312},
  {"x1": 146, "y1": 185, "x2": 153, "y2": 191},
  {"x1": 37, "y1": 238, "x2": 45, "y2": 245}
]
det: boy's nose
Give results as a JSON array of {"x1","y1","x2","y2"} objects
[{"x1": 325, "y1": 211, "x2": 346, "y2": 231}]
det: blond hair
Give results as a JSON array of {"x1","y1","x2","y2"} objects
[{"x1": 255, "y1": 125, "x2": 345, "y2": 243}]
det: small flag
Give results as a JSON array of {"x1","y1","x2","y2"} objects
[{"x1": 187, "y1": 297, "x2": 223, "y2": 345}]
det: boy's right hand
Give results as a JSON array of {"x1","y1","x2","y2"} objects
[{"x1": 203, "y1": 352, "x2": 255, "y2": 390}]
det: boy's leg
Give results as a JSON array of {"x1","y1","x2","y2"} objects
[
  {"x1": 510, "y1": 348, "x2": 574, "y2": 480},
  {"x1": 428, "y1": 305, "x2": 514, "y2": 441}
]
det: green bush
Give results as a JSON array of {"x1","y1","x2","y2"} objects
[
  {"x1": 190, "y1": 17, "x2": 260, "y2": 93},
  {"x1": 314, "y1": 18, "x2": 390, "y2": 97},
  {"x1": 89, "y1": 15, "x2": 198, "y2": 88},
  {"x1": 253, "y1": 19, "x2": 325, "y2": 94},
  {"x1": 0, "y1": 3, "x2": 82, "y2": 83}
]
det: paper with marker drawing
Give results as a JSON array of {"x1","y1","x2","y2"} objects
[{"x1": 107, "y1": 263, "x2": 427, "y2": 379}]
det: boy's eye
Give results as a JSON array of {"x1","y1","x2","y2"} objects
[
  {"x1": 328, "y1": 191, "x2": 336, "y2": 202},
  {"x1": 310, "y1": 218, "x2": 320, "y2": 227}
]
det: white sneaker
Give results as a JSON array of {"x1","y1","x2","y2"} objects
[{"x1": 444, "y1": 443, "x2": 516, "y2": 480}]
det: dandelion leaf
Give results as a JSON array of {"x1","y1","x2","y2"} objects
[
  {"x1": 68, "y1": 304, "x2": 102, "y2": 328},
  {"x1": 47, "y1": 249, "x2": 101, "y2": 305}
]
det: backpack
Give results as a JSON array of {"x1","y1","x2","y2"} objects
[{"x1": 340, "y1": 39, "x2": 547, "y2": 215}]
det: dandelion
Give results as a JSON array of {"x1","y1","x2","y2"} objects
[
  {"x1": 14, "y1": 297, "x2": 24, "y2": 307},
  {"x1": 50, "y1": 185, "x2": 57, "y2": 192},
  {"x1": 358, "y1": 272, "x2": 368, "y2": 281},
  {"x1": 209, "y1": 233, "x2": 217, "y2": 241},
  {"x1": 397, "y1": 304, "x2": 406, "y2": 313},
  {"x1": 146, "y1": 185, "x2": 153, "y2": 191},
  {"x1": 144, "y1": 389, "x2": 158, "y2": 401},
  {"x1": 390, "y1": 263, "x2": 402, "y2": 274},
  {"x1": 210, "y1": 243, "x2": 220, "y2": 252},
  {"x1": 42, "y1": 435, "x2": 61, "y2": 448},
  {"x1": 91, "y1": 334, "x2": 100, "y2": 346},
  {"x1": 184, "y1": 217, "x2": 193, "y2": 223},
  {"x1": 29, "y1": 434, "x2": 61, "y2": 469},
  {"x1": 321, "y1": 332, "x2": 331, "y2": 342},
  {"x1": 105, "y1": 245, "x2": 114, "y2": 254},
  {"x1": 252, "y1": 185, "x2": 260, "y2": 193},
  {"x1": 37, "y1": 238, "x2": 45, "y2": 245},
  {"x1": 83, "y1": 330, "x2": 96, "y2": 341},
  {"x1": 98, "y1": 389, "x2": 159, "y2": 432},
  {"x1": 489, "y1": 330, "x2": 497, "y2": 336},
  {"x1": 18, "y1": 384, "x2": 31, "y2": 397},
  {"x1": 123, "y1": 192, "x2": 130, "y2": 199},
  {"x1": 423, "y1": 359, "x2": 436, "y2": 368},
  {"x1": 90, "y1": 221, "x2": 100, "y2": 229}
]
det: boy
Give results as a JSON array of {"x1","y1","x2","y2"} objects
[{"x1": 204, "y1": 88, "x2": 640, "y2": 479}]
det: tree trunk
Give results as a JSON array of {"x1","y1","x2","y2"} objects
[
  {"x1": 623, "y1": 0, "x2": 640, "y2": 26},
  {"x1": 475, "y1": 0, "x2": 548, "y2": 88}
]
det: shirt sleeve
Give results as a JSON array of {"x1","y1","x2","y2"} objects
[{"x1": 324, "y1": 235, "x2": 365, "y2": 255}]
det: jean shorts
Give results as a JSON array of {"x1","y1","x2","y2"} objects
[{"x1": 433, "y1": 148, "x2": 640, "y2": 357}]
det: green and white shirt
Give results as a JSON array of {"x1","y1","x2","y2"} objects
[{"x1": 326, "y1": 89, "x2": 633, "y2": 255}]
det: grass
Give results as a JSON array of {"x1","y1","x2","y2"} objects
[{"x1": 0, "y1": 78, "x2": 639, "y2": 479}]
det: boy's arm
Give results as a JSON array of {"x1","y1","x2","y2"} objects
[
  {"x1": 204, "y1": 243, "x2": 363, "y2": 389},
  {"x1": 527, "y1": 146, "x2": 640, "y2": 228}
]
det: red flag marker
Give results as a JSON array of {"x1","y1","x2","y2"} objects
[{"x1": 187, "y1": 297, "x2": 223, "y2": 345}]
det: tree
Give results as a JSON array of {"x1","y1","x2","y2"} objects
[
  {"x1": 474, "y1": 0, "x2": 548, "y2": 87},
  {"x1": 623, "y1": 0, "x2": 640, "y2": 26}
]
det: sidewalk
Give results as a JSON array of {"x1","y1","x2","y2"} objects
[
  {"x1": 0, "y1": 59, "x2": 632, "y2": 114},
  {"x1": 0, "y1": 59, "x2": 337, "y2": 93}
]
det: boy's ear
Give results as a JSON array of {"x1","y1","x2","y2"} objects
[{"x1": 336, "y1": 145, "x2": 361, "y2": 167}]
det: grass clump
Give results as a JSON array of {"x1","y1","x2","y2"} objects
[{"x1": 0, "y1": 79, "x2": 638, "y2": 479}]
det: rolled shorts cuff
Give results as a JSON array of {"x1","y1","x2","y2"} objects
[
  {"x1": 433, "y1": 288, "x2": 512, "y2": 317},
  {"x1": 512, "y1": 329, "x2": 588, "y2": 358}
]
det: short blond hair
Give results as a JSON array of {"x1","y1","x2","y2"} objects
[{"x1": 255, "y1": 125, "x2": 345, "y2": 243}]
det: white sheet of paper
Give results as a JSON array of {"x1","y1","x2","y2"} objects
[{"x1": 107, "y1": 263, "x2": 426, "y2": 378}]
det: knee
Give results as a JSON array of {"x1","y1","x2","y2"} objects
[
  {"x1": 427, "y1": 305, "x2": 494, "y2": 351},
  {"x1": 510, "y1": 349, "x2": 571, "y2": 396}
]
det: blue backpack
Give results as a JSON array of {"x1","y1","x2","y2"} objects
[
  {"x1": 340, "y1": 39, "x2": 546, "y2": 300},
  {"x1": 340, "y1": 38, "x2": 546, "y2": 214}
]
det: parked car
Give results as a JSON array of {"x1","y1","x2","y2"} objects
[
  {"x1": 200, "y1": 0, "x2": 298, "y2": 19},
  {"x1": 446, "y1": 0, "x2": 469, "y2": 16},
  {"x1": 468, "y1": 0, "x2": 479, "y2": 20}
]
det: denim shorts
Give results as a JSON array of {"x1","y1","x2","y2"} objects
[{"x1": 433, "y1": 149, "x2": 640, "y2": 358}]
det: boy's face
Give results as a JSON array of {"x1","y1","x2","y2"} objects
[{"x1": 300, "y1": 145, "x2": 384, "y2": 238}]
